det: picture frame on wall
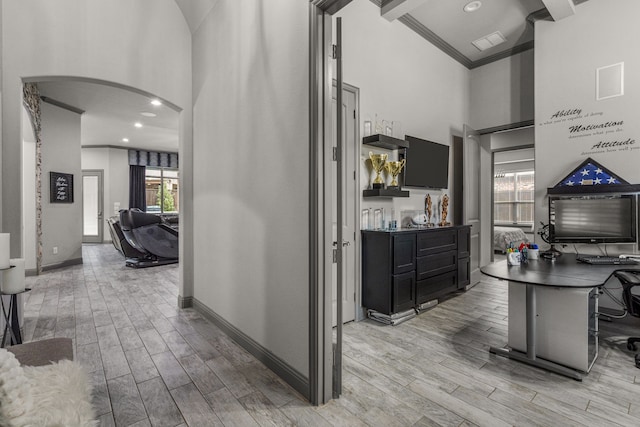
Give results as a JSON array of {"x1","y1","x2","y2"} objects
[{"x1": 50, "y1": 171, "x2": 74, "y2": 203}]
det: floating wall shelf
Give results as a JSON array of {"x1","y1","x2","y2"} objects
[
  {"x1": 363, "y1": 188, "x2": 410, "y2": 198},
  {"x1": 362, "y1": 134, "x2": 409, "y2": 150}
]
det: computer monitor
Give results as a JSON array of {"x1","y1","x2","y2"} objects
[{"x1": 548, "y1": 194, "x2": 637, "y2": 244}]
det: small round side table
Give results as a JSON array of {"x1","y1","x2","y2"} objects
[{"x1": 1, "y1": 265, "x2": 30, "y2": 347}]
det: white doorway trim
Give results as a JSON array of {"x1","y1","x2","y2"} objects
[
  {"x1": 82, "y1": 169, "x2": 104, "y2": 243},
  {"x1": 332, "y1": 81, "x2": 360, "y2": 326}
]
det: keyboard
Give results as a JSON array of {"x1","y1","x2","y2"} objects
[{"x1": 576, "y1": 255, "x2": 639, "y2": 265}]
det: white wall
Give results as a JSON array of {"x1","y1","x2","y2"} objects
[
  {"x1": 40, "y1": 103, "x2": 83, "y2": 267},
  {"x1": 534, "y1": 0, "x2": 640, "y2": 255},
  {"x1": 81, "y1": 147, "x2": 129, "y2": 242},
  {"x1": 336, "y1": 0, "x2": 470, "y2": 225},
  {"x1": 192, "y1": 0, "x2": 309, "y2": 376},
  {"x1": 1, "y1": 0, "x2": 192, "y2": 260},
  {"x1": 470, "y1": 50, "x2": 534, "y2": 131}
]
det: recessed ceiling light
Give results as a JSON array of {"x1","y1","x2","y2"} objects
[
  {"x1": 150, "y1": 100, "x2": 162, "y2": 106},
  {"x1": 134, "y1": 122, "x2": 143, "y2": 128},
  {"x1": 463, "y1": 1, "x2": 482, "y2": 12},
  {"x1": 140, "y1": 112, "x2": 157, "y2": 117},
  {"x1": 122, "y1": 138, "x2": 129, "y2": 143}
]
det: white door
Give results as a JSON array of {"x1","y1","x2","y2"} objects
[
  {"x1": 82, "y1": 170, "x2": 103, "y2": 243},
  {"x1": 332, "y1": 84, "x2": 358, "y2": 325},
  {"x1": 463, "y1": 125, "x2": 482, "y2": 285}
]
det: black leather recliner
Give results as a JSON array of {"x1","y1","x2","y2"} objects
[
  {"x1": 107, "y1": 216, "x2": 146, "y2": 259},
  {"x1": 116, "y1": 209, "x2": 179, "y2": 268}
]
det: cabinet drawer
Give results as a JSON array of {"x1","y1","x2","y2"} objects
[
  {"x1": 392, "y1": 233, "x2": 416, "y2": 275},
  {"x1": 416, "y1": 250, "x2": 457, "y2": 281},
  {"x1": 416, "y1": 270, "x2": 457, "y2": 304},
  {"x1": 417, "y1": 229, "x2": 457, "y2": 256}
]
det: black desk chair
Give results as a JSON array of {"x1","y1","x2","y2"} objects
[{"x1": 612, "y1": 270, "x2": 640, "y2": 368}]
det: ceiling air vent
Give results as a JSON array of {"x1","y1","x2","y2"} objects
[{"x1": 472, "y1": 31, "x2": 506, "y2": 52}]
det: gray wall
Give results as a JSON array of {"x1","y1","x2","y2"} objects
[
  {"x1": 191, "y1": 0, "x2": 310, "y2": 377},
  {"x1": 81, "y1": 147, "x2": 129, "y2": 242},
  {"x1": 534, "y1": 0, "x2": 640, "y2": 256},
  {"x1": 470, "y1": 50, "x2": 534, "y2": 131},
  {"x1": 336, "y1": 0, "x2": 470, "y2": 225},
  {"x1": 40, "y1": 103, "x2": 83, "y2": 267}
]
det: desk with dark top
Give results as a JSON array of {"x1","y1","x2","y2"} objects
[{"x1": 481, "y1": 256, "x2": 640, "y2": 380}]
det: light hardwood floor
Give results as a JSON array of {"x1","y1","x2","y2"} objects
[{"x1": 19, "y1": 244, "x2": 640, "y2": 426}]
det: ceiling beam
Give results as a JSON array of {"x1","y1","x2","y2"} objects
[
  {"x1": 541, "y1": 0, "x2": 576, "y2": 21},
  {"x1": 381, "y1": 0, "x2": 429, "y2": 21}
]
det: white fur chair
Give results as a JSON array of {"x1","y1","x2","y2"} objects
[{"x1": 0, "y1": 347, "x2": 97, "y2": 426}]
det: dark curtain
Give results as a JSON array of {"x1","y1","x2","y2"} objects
[{"x1": 129, "y1": 165, "x2": 146, "y2": 211}]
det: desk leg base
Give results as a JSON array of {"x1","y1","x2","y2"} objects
[{"x1": 489, "y1": 346, "x2": 583, "y2": 381}]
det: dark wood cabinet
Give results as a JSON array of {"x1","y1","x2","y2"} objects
[
  {"x1": 392, "y1": 271, "x2": 416, "y2": 313},
  {"x1": 362, "y1": 225, "x2": 471, "y2": 316}
]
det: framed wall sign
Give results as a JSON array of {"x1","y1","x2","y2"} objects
[{"x1": 50, "y1": 172, "x2": 74, "y2": 203}]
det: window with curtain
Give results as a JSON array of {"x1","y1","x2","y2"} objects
[
  {"x1": 145, "y1": 168, "x2": 179, "y2": 213},
  {"x1": 129, "y1": 165, "x2": 147, "y2": 211},
  {"x1": 494, "y1": 171, "x2": 534, "y2": 225}
]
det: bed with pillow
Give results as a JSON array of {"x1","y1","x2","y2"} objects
[{"x1": 494, "y1": 226, "x2": 529, "y2": 253}]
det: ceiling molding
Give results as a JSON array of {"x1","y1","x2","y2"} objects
[
  {"x1": 40, "y1": 96, "x2": 85, "y2": 115},
  {"x1": 527, "y1": 7, "x2": 553, "y2": 23},
  {"x1": 398, "y1": 14, "x2": 473, "y2": 68},
  {"x1": 381, "y1": 0, "x2": 429, "y2": 21},
  {"x1": 371, "y1": 0, "x2": 538, "y2": 70},
  {"x1": 399, "y1": 14, "x2": 535, "y2": 70},
  {"x1": 469, "y1": 40, "x2": 535, "y2": 69}
]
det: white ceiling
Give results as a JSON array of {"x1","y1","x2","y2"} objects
[
  {"x1": 406, "y1": 0, "x2": 546, "y2": 64},
  {"x1": 37, "y1": 80, "x2": 180, "y2": 153}
]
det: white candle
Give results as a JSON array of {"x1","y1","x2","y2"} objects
[
  {"x1": 0, "y1": 234, "x2": 9, "y2": 270},
  {"x1": 1, "y1": 258, "x2": 25, "y2": 294}
]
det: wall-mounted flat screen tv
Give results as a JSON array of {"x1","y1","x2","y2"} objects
[
  {"x1": 548, "y1": 194, "x2": 637, "y2": 244},
  {"x1": 401, "y1": 135, "x2": 449, "y2": 189}
]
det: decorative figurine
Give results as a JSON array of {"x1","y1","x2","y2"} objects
[
  {"x1": 439, "y1": 193, "x2": 451, "y2": 227},
  {"x1": 425, "y1": 194, "x2": 434, "y2": 227}
]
